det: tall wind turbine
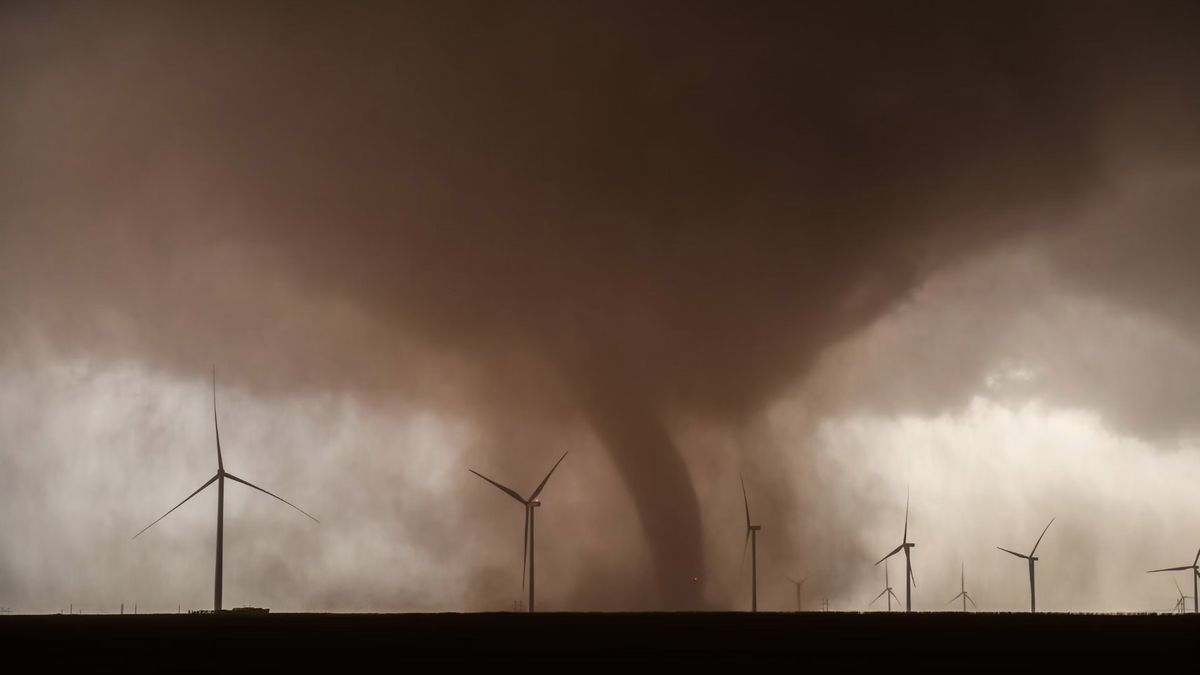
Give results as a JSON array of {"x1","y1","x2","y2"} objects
[
  {"x1": 740, "y1": 474, "x2": 763, "y2": 612},
  {"x1": 785, "y1": 575, "x2": 808, "y2": 611},
  {"x1": 870, "y1": 560, "x2": 900, "y2": 611},
  {"x1": 875, "y1": 495, "x2": 916, "y2": 612},
  {"x1": 133, "y1": 369, "x2": 319, "y2": 612},
  {"x1": 997, "y1": 517, "x2": 1054, "y2": 613},
  {"x1": 470, "y1": 451, "x2": 568, "y2": 613},
  {"x1": 1147, "y1": 546, "x2": 1200, "y2": 615},
  {"x1": 946, "y1": 563, "x2": 977, "y2": 612}
]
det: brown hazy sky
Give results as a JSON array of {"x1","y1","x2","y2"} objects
[{"x1": 2, "y1": 1, "x2": 1200, "y2": 612}]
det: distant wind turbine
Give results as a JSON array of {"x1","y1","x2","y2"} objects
[
  {"x1": 785, "y1": 575, "x2": 808, "y2": 611},
  {"x1": 1171, "y1": 578, "x2": 1191, "y2": 614},
  {"x1": 787, "y1": 571, "x2": 806, "y2": 610},
  {"x1": 1147, "y1": 546, "x2": 1200, "y2": 615},
  {"x1": 875, "y1": 493, "x2": 916, "y2": 612},
  {"x1": 133, "y1": 369, "x2": 319, "y2": 612},
  {"x1": 997, "y1": 517, "x2": 1054, "y2": 613},
  {"x1": 469, "y1": 451, "x2": 568, "y2": 613},
  {"x1": 946, "y1": 563, "x2": 977, "y2": 612},
  {"x1": 870, "y1": 560, "x2": 900, "y2": 612},
  {"x1": 740, "y1": 474, "x2": 763, "y2": 612}
]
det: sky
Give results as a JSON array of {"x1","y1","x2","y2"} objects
[{"x1": 2, "y1": 1, "x2": 1200, "y2": 613}]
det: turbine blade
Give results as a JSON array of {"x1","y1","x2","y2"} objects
[
  {"x1": 1029, "y1": 517, "x2": 1054, "y2": 556},
  {"x1": 1147, "y1": 566, "x2": 1195, "y2": 573},
  {"x1": 212, "y1": 368, "x2": 223, "y2": 472},
  {"x1": 888, "y1": 589, "x2": 900, "y2": 603},
  {"x1": 521, "y1": 505, "x2": 529, "y2": 591},
  {"x1": 469, "y1": 469, "x2": 526, "y2": 504},
  {"x1": 908, "y1": 561, "x2": 916, "y2": 589},
  {"x1": 132, "y1": 474, "x2": 219, "y2": 539},
  {"x1": 947, "y1": 592, "x2": 964, "y2": 605},
  {"x1": 997, "y1": 546, "x2": 1029, "y2": 560},
  {"x1": 871, "y1": 588, "x2": 888, "y2": 605},
  {"x1": 967, "y1": 594, "x2": 978, "y2": 610},
  {"x1": 903, "y1": 490, "x2": 910, "y2": 544},
  {"x1": 875, "y1": 544, "x2": 904, "y2": 566},
  {"x1": 1175, "y1": 578, "x2": 1185, "y2": 598},
  {"x1": 740, "y1": 473, "x2": 751, "y2": 530},
  {"x1": 1194, "y1": 546, "x2": 1200, "y2": 567},
  {"x1": 528, "y1": 451, "x2": 568, "y2": 501},
  {"x1": 223, "y1": 472, "x2": 319, "y2": 523}
]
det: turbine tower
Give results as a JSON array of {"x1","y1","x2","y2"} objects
[
  {"x1": 997, "y1": 517, "x2": 1054, "y2": 613},
  {"x1": 133, "y1": 369, "x2": 319, "y2": 612},
  {"x1": 870, "y1": 560, "x2": 900, "y2": 611},
  {"x1": 785, "y1": 575, "x2": 808, "y2": 611},
  {"x1": 875, "y1": 494, "x2": 916, "y2": 612},
  {"x1": 946, "y1": 563, "x2": 977, "y2": 612},
  {"x1": 469, "y1": 451, "x2": 568, "y2": 613},
  {"x1": 1147, "y1": 546, "x2": 1200, "y2": 615},
  {"x1": 740, "y1": 474, "x2": 763, "y2": 612}
]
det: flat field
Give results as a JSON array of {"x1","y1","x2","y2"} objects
[{"x1": 3, "y1": 611, "x2": 1194, "y2": 667}]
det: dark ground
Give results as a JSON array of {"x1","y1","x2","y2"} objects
[{"x1": 2, "y1": 612, "x2": 1195, "y2": 668}]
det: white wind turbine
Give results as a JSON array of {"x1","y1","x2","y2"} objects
[
  {"x1": 997, "y1": 517, "x2": 1054, "y2": 613},
  {"x1": 785, "y1": 575, "x2": 808, "y2": 611},
  {"x1": 470, "y1": 451, "x2": 568, "y2": 613},
  {"x1": 870, "y1": 560, "x2": 900, "y2": 612},
  {"x1": 1147, "y1": 546, "x2": 1200, "y2": 615},
  {"x1": 740, "y1": 474, "x2": 763, "y2": 612},
  {"x1": 133, "y1": 369, "x2": 319, "y2": 612},
  {"x1": 946, "y1": 563, "x2": 977, "y2": 612},
  {"x1": 1170, "y1": 578, "x2": 1191, "y2": 614},
  {"x1": 875, "y1": 494, "x2": 916, "y2": 612}
]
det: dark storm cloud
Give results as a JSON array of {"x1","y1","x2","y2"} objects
[{"x1": 2, "y1": 1, "x2": 1199, "y2": 608}]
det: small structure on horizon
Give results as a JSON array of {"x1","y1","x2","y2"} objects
[{"x1": 946, "y1": 563, "x2": 978, "y2": 612}]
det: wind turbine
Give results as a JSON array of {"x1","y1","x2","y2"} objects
[
  {"x1": 1147, "y1": 546, "x2": 1200, "y2": 615},
  {"x1": 997, "y1": 517, "x2": 1054, "y2": 613},
  {"x1": 875, "y1": 494, "x2": 916, "y2": 612},
  {"x1": 946, "y1": 563, "x2": 977, "y2": 612},
  {"x1": 1170, "y1": 578, "x2": 1191, "y2": 614},
  {"x1": 785, "y1": 575, "x2": 808, "y2": 611},
  {"x1": 870, "y1": 560, "x2": 900, "y2": 611},
  {"x1": 740, "y1": 474, "x2": 763, "y2": 612},
  {"x1": 469, "y1": 451, "x2": 568, "y2": 613},
  {"x1": 133, "y1": 369, "x2": 319, "y2": 612}
]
